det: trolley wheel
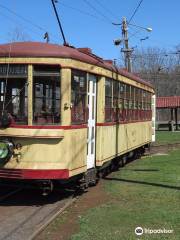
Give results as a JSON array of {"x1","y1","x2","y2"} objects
[{"x1": 40, "y1": 180, "x2": 54, "y2": 196}]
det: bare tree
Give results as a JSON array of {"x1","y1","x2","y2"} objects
[
  {"x1": 7, "y1": 27, "x2": 31, "y2": 42},
  {"x1": 132, "y1": 46, "x2": 180, "y2": 97}
]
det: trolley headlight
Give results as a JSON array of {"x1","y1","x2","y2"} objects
[
  {"x1": 0, "y1": 141, "x2": 14, "y2": 161},
  {"x1": 0, "y1": 142, "x2": 9, "y2": 159}
]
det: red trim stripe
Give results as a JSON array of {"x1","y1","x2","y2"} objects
[
  {"x1": 0, "y1": 169, "x2": 69, "y2": 179},
  {"x1": 23, "y1": 169, "x2": 69, "y2": 179},
  {"x1": 0, "y1": 165, "x2": 87, "y2": 180},
  {"x1": 0, "y1": 134, "x2": 64, "y2": 139},
  {"x1": 10, "y1": 124, "x2": 87, "y2": 129},
  {"x1": 96, "y1": 120, "x2": 151, "y2": 126},
  {"x1": 8, "y1": 121, "x2": 152, "y2": 130}
]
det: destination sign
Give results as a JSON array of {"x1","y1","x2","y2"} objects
[{"x1": 0, "y1": 64, "x2": 27, "y2": 76}]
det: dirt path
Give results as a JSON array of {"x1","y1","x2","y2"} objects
[
  {"x1": 150, "y1": 142, "x2": 180, "y2": 155},
  {"x1": 36, "y1": 181, "x2": 110, "y2": 240}
]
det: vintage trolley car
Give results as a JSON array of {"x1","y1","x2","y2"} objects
[{"x1": 0, "y1": 42, "x2": 155, "y2": 192}]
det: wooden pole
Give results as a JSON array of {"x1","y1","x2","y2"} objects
[
  {"x1": 170, "y1": 108, "x2": 173, "y2": 121},
  {"x1": 175, "y1": 108, "x2": 178, "y2": 130}
]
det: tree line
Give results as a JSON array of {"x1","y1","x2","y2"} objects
[{"x1": 131, "y1": 46, "x2": 180, "y2": 97}]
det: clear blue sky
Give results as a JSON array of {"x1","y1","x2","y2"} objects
[{"x1": 0, "y1": 0, "x2": 180, "y2": 63}]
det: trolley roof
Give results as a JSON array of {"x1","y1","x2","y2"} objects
[{"x1": 0, "y1": 42, "x2": 153, "y2": 88}]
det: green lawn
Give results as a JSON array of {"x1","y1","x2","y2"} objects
[
  {"x1": 71, "y1": 150, "x2": 180, "y2": 240},
  {"x1": 155, "y1": 131, "x2": 180, "y2": 145}
]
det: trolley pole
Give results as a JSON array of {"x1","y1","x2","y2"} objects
[
  {"x1": 121, "y1": 17, "x2": 133, "y2": 72},
  {"x1": 51, "y1": 0, "x2": 68, "y2": 46}
]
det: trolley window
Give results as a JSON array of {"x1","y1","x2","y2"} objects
[
  {"x1": 0, "y1": 64, "x2": 28, "y2": 125},
  {"x1": 142, "y1": 90, "x2": 147, "y2": 110},
  {"x1": 130, "y1": 86, "x2": 135, "y2": 110},
  {"x1": 119, "y1": 83, "x2": 125, "y2": 109},
  {"x1": 71, "y1": 70, "x2": 87, "y2": 124},
  {"x1": 33, "y1": 65, "x2": 60, "y2": 125},
  {"x1": 125, "y1": 84, "x2": 130, "y2": 109},
  {"x1": 105, "y1": 78, "x2": 113, "y2": 122},
  {"x1": 113, "y1": 80, "x2": 119, "y2": 122},
  {"x1": 147, "y1": 92, "x2": 152, "y2": 110}
]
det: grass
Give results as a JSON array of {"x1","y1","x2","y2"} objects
[
  {"x1": 71, "y1": 150, "x2": 180, "y2": 240},
  {"x1": 155, "y1": 131, "x2": 180, "y2": 145}
]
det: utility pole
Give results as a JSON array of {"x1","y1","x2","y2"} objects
[
  {"x1": 121, "y1": 17, "x2": 133, "y2": 72},
  {"x1": 113, "y1": 17, "x2": 152, "y2": 72}
]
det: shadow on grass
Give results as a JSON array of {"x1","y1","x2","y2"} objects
[
  {"x1": 122, "y1": 169, "x2": 159, "y2": 172},
  {"x1": 104, "y1": 177, "x2": 180, "y2": 191}
]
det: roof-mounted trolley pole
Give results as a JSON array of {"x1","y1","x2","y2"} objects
[{"x1": 51, "y1": 0, "x2": 68, "y2": 46}]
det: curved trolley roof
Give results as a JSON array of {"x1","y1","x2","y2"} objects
[{"x1": 0, "y1": 42, "x2": 153, "y2": 88}]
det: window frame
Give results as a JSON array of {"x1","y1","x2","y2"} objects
[
  {"x1": 32, "y1": 65, "x2": 61, "y2": 125},
  {"x1": 0, "y1": 64, "x2": 28, "y2": 125},
  {"x1": 71, "y1": 69, "x2": 87, "y2": 124}
]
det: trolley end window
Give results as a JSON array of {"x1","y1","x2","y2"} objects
[
  {"x1": 0, "y1": 64, "x2": 28, "y2": 125},
  {"x1": 33, "y1": 65, "x2": 61, "y2": 125}
]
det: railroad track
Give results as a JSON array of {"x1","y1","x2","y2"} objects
[
  {"x1": 0, "y1": 186, "x2": 23, "y2": 202},
  {"x1": 0, "y1": 185, "x2": 78, "y2": 240},
  {"x1": 29, "y1": 196, "x2": 77, "y2": 240}
]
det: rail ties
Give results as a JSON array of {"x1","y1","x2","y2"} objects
[
  {"x1": 0, "y1": 185, "x2": 78, "y2": 240},
  {"x1": 0, "y1": 187, "x2": 23, "y2": 202},
  {"x1": 29, "y1": 196, "x2": 77, "y2": 240}
]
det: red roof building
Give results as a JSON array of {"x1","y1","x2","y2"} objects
[
  {"x1": 156, "y1": 96, "x2": 180, "y2": 108},
  {"x1": 156, "y1": 96, "x2": 180, "y2": 130}
]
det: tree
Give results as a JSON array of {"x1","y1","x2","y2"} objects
[
  {"x1": 7, "y1": 27, "x2": 31, "y2": 42},
  {"x1": 132, "y1": 47, "x2": 180, "y2": 97}
]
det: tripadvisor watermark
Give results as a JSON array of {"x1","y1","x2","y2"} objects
[{"x1": 135, "y1": 226, "x2": 173, "y2": 236}]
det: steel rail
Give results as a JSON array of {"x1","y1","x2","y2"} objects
[
  {"x1": 0, "y1": 187, "x2": 23, "y2": 202},
  {"x1": 29, "y1": 196, "x2": 77, "y2": 240}
]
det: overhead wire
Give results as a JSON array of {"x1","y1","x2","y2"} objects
[
  {"x1": 0, "y1": 3, "x2": 59, "y2": 43},
  {"x1": 132, "y1": 52, "x2": 180, "y2": 58},
  {"x1": 94, "y1": 0, "x2": 120, "y2": 22},
  {"x1": 82, "y1": 0, "x2": 113, "y2": 24},
  {"x1": 131, "y1": 48, "x2": 180, "y2": 56},
  {"x1": 128, "y1": 25, "x2": 149, "y2": 38},
  {"x1": 0, "y1": 11, "x2": 39, "y2": 41},
  {"x1": 128, "y1": 31, "x2": 176, "y2": 52},
  {"x1": 0, "y1": 3, "x2": 44, "y2": 31},
  {"x1": 59, "y1": 2, "x2": 109, "y2": 23},
  {"x1": 128, "y1": 0, "x2": 144, "y2": 23},
  {"x1": 126, "y1": 29, "x2": 179, "y2": 60},
  {"x1": 124, "y1": 29, "x2": 144, "y2": 53},
  {"x1": 0, "y1": 10, "x2": 59, "y2": 43},
  {"x1": 128, "y1": 29, "x2": 143, "y2": 40}
]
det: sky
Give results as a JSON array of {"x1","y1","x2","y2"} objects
[{"x1": 0, "y1": 0, "x2": 180, "y2": 64}]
